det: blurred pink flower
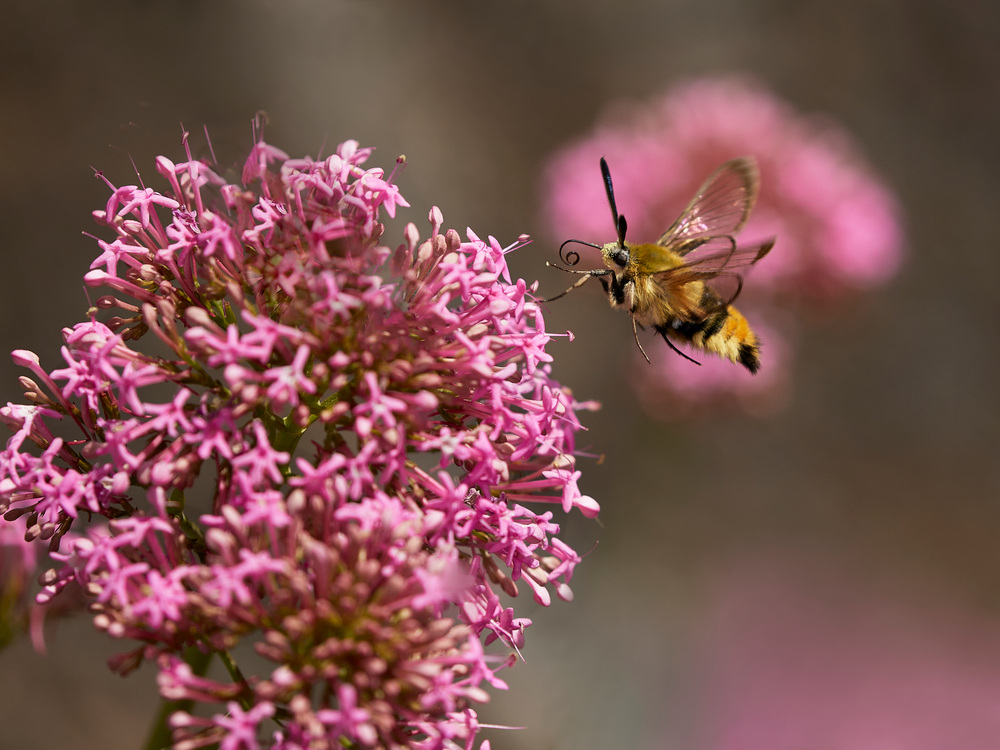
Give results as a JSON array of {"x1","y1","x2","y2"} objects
[
  {"x1": 0, "y1": 515, "x2": 38, "y2": 650},
  {"x1": 541, "y1": 75, "x2": 905, "y2": 414},
  {"x1": 684, "y1": 558, "x2": 1000, "y2": 750}
]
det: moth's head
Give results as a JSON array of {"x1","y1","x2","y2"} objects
[{"x1": 601, "y1": 241, "x2": 630, "y2": 269}]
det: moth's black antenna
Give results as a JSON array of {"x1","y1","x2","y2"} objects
[
  {"x1": 599, "y1": 158, "x2": 618, "y2": 228},
  {"x1": 600, "y1": 157, "x2": 627, "y2": 247}
]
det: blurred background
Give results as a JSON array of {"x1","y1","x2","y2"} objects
[{"x1": 1, "y1": 0, "x2": 999, "y2": 748}]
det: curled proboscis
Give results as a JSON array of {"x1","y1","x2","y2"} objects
[{"x1": 558, "y1": 239, "x2": 597, "y2": 267}]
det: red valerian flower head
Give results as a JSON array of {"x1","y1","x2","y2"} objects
[{"x1": 1, "y1": 133, "x2": 598, "y2": 748}]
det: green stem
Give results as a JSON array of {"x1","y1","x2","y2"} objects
[{"x1": 218, "y1": 649, "x2": 255, "y2": 712}]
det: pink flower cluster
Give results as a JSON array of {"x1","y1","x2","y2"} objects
[
  {"x1": 542, "y1": 75, "x2": 904, "y2": 413},
  {"x1": 0, "y1": 135, "x2": 598, "y2": 748}
]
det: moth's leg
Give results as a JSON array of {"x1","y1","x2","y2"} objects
[
  {"x1": 608, "y1": 274, "x2": 627, "y2": 307},
  {"x1": 540, "y1": 273, "x2": 594, "y2": 303},
  {"x1": 631, "y1": 316, "x2": 651, "y2": 363},
  {"x1": 541, "y1": 268, "x2": 615, "y2": 303},
  {"x1": 655, "y1": 325, "x2": 702, "y2": 366}
]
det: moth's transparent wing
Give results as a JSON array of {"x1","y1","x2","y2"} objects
[
  {"x1": 656, "y1": 158, "x2": 760, "y2": 255},
  {"x1": 653, "y1": 238, "x2": 775, "y2": 319}
]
